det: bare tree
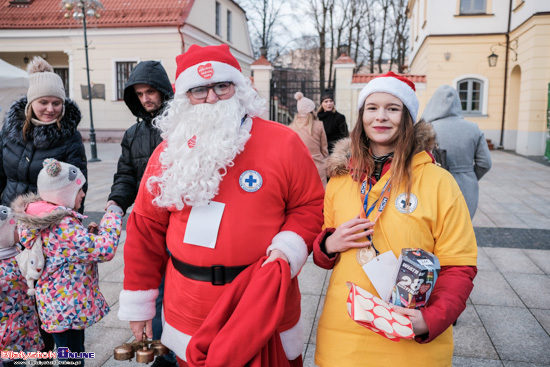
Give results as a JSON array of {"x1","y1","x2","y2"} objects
[
  {"x1": 240, "y1": 0, "x2": 285, "y2": 60},
  {"x1": 308, "y1": 0, "x2": 334, "y2": 91},
  {"x1": 376, "y1": 0, "x2": 392, "y2": 73},
  {"x1": 389, "y1": 0, "x2": 409, "y2": 73}
]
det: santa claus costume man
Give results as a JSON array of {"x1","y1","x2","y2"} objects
[{"x1": 118, "y1": 44, "x2": 324, "y2": 366}]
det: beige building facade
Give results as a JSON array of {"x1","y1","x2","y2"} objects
[
  {"x1": 0, "y1": 0, "x2": 254, "y2": 141},
  {"x1": 407, "y1": 0, "x2": 550, "y2": 156}
]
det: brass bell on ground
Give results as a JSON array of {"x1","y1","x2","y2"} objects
[
  {"x1": 135, "y1": 345, "x2": 155, "y2": 364},
  {"x1": 151, "y1": 340, "x2": 169, "y2": 356},
  {"x1": 113, "y1": 343, "x2": 134, "y2": 361}
]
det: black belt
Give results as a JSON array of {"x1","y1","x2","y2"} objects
[{"x1": 170, "y1": 256, "x2": 249, "y2": 286}]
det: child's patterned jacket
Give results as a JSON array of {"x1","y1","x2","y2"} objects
[
  {"x1": 0, "y1": 252, "x2": 44, "y2": 351},
  {"x1": 12, "y1": 193, "x2": 122, "y2": 333}
]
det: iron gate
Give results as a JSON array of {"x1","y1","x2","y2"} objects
[{"x1": 269, "y1": 68, "x2": 321, "y2": 125}]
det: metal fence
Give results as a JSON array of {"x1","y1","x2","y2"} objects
[{"x1": 269, "y1": 68, "x2": 321, "y2": 125}]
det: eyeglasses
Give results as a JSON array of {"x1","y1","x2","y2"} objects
[{"x1": 187, "y1": 82, "x2": 234, "y2": 99}]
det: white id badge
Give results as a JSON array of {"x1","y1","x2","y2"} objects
[
  {"x1": 362, "y1": 251, "x2": 398, "y2": 302},
  {"x1": 183, "y1": 201, "x2": 225, "y2": 249}
]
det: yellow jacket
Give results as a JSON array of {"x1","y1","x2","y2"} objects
[{"x1": 315, "y1": 146, "x2": 477, "y2": 367}]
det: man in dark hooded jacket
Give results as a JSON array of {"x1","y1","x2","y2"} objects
[
  {"x1": 106, "y1": 60, "x2": 177, "y2": 367},
  {"x1": 107, "y1": 61, "x2": 173, "y2": 213}
]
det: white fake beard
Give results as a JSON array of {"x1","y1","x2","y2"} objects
[{"x1": 147, "y1": 96, "x2": 251, "y2": 210}]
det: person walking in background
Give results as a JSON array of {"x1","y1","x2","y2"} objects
[
  {"x1": 0, "y1": 56, "x2": 87, "y2": 353},
  {"x1": 105, "y1": 60, "x2": 176, "y2": 367},
  {"x1": 13, "y1": 158, "x2": 123, "y2": 367},
  {"x1": 422, "y1": 84, "x2": 492, "y2": 218},
  {"x1": 313, "y1": 72, "x2": 477, "y2": 366},
  {"x1": 317, "y1": 89, "x2": 348, "y2": 154},
  {"x1": 290, "y1": 92, "x2": 329, "y2": 187}
]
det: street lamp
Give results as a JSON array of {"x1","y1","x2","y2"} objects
[
  {"x1": 62, "y1": 0, "x2": 103, "y2": 162},
  {"x1": 487, "y1": 39, "x2": 517, "y2": 68}
]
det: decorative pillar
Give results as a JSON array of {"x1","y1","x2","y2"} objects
[
  {"x1": 250, "y1": 55, "x2": 273, "y2": 120},
  {"x1": 333, "y1": 54, "x2": 356, "y2": 130}
]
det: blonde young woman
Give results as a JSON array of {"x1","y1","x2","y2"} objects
[
  {"x1": 0, "y1": 57, "x2": 87, "y2": 209},
  {"x1": 289, "y1": 92, "x2": 328, "y2": 187},
  {"x1": 313, "y1": 72, "x2": 477, "y2": 366}
]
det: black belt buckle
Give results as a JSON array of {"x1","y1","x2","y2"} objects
[{"x1": 211, "y1": 265, "x2": 226, "y2": 285}]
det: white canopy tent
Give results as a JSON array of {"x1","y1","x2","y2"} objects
[{"x1": 0, "y1": 59, "x2": 28, "y2": 123}]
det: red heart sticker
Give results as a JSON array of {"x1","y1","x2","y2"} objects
[
  {"x1": 187, "y1": 135, "x2": 197, "y2": 148},
  {"x1": 197, "y1": 63, "x2": 214, "y2": 79}
]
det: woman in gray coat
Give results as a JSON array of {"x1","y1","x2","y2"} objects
[{"x1": 422, "y1": 85, "x2": 492, "y2": 218}]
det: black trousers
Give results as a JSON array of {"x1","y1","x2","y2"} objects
[{"x1": 51, "y1": 329, "x2": 85, "y2": 367}]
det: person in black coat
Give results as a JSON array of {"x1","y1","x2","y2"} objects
[
  {"x1": 106, "y1": 60, "x2": 176, "y2": 367},
  {"x1": 0, "y1": 56, "x2": 87, "y2": 359},
  {"x1": 106, "y1": 61, "x2": 173, "y2": 214},
  {"x1": 0, "y1": 57, "x2": 87, "y2": 209},
  {"x1": 317, "y1": 89, "x2": 349, "y2": 154}
]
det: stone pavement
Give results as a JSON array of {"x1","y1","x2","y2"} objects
[{"x1": 79, "y1": 143, "x2": 550, "y2": 367}]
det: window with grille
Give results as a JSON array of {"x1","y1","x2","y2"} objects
[
  {"x1": 460, "y1": 0, "x2": 486, "y2": 14},
  {"x1": 227, "y1": 10, "x2": 232, "y2": 42},
  {"x1": 457, "y1": 78, "x2": 483, "y2": 114},
  {"x1": 215, "y1": 2, "x2": 221, "y2": 36},
  {"x1": 53, "y1": 67, "x2": 69, "y2": 97},
  {"x1": 115, "y1": 61, "x2": 137, "y2": 100}
]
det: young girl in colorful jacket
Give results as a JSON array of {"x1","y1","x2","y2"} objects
[
  {"x1": 12, "y1": 158, "x2": 123, "y2": 367},
  {"x1": 0, "y1": 205, "x2": 44, "y2": 367}
]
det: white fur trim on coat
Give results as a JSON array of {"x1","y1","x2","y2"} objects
[
  {"x1": 117, "y1": 289, "x2": 159, "y2": 321},
  {"x1": 267, "y1": 231, "x2": 308, "y2": 278},
  {"x1": 357, "y1": 76, "x2": 419, "y2": 123},
  {"x1": 175, "y1": 60, "x2": 247, "y2": 95},
  {"x1": 160, "y1": 319, "x2": 303, "y2": 362},
  {"x1": 280, "y1": 317, "x2": 304, "y2": 360},
  {"x1": 161, "y1": 322, "x2": 192, "y2": 361}
]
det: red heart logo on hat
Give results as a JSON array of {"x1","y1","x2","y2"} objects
[
  {"x1": 187, "y1": 135, "x2": 197, "y2": 148},
  {"x1": 197, "y1": 63, "x2": 214, "y2": 79}
]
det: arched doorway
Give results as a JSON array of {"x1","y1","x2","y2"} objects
[{"x1": 505, "y1": 65, "x2": 521, "y2": 150}]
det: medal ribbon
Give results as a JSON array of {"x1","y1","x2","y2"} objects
[{"x1": 359, "y1": 178, "x2": 392, "y2": 255}]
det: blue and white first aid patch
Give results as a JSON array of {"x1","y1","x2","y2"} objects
[
  {"x1": 395, "y1": 193, "x2": 418, "y2": 214},
  {"x1": 239, "y1": 170, "x2": 263, "y2": 192}
]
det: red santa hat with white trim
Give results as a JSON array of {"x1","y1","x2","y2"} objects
[
  {"x1": 174, "y1": 44, "x2": 247, "y2": 94},
  {"x1": 357, "y1": 71, "x2": 419, "y2": 123}
]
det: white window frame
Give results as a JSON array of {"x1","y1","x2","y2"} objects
[
  {"x1": 459, "y1": 0, "x2": 487, "y2": 14},
  {"x1": 453, "y1": 74, "x2": 489, "y2": 116},
  {"x1": 111, "y1": 59, "x2": 140, "y2": 101},
  {"x1": 226, "y1": 9, "x2": 232, "y2": 42},
  {"x1": 215, "y1": 1, "x2": 221, "y2": 36}
]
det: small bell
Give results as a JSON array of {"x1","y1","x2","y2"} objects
[
  {"x1": 113, "y1": 343, "x2": 134, "y2": 361},
  {"x1": 135, "y1": 345, "x2": 154, "y2": 363},
  {"x1": 135, "y1": 332, "x2": 154, "y2": 364},
  {"x1": 151, "y1": 340, "x2": 169, "y2": 356}
]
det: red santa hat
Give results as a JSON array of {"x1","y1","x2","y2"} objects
[
  {"x1": 357, "y1": 71, "x2": 419, "y2": 123},
  {"x1": 174, "y1": 44, "x2": 247, "y2": 94}
]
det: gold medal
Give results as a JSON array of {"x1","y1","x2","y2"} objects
[{"x1": 356, "y1": 246, "x2": 376, "y2": 265}]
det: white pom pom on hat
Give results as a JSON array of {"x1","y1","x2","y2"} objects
[
  {"x1": 357, "y1": 71, "x2": 419, "y2": 123},
  {"x1": 37, "y1": 158, "x2": 86, "y2": 209},
  {"x1": 295, "y1": 91, "x2": 315, "y2": 115}
]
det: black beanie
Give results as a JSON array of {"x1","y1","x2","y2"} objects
[{"x1": 320, "y1": 89, "x2": 334, "y2": 103}]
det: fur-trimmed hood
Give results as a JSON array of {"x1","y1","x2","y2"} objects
[
  {"x1": 11, "y1": 193, "x2": 76, "y2": 230},
  {"x1": 2, "y1": 97, "x2": 81, "y2": 149},
  {"x1": 326, "y1": 121, "x2": 436, "y2": 177}
]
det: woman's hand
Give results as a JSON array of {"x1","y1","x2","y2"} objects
[
  {"x1": 325, "y1": 216, "x2": 375, "y2": 255},
  {"x1": 391, "y1": 305, "x2": 429, "y2": 336}
]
